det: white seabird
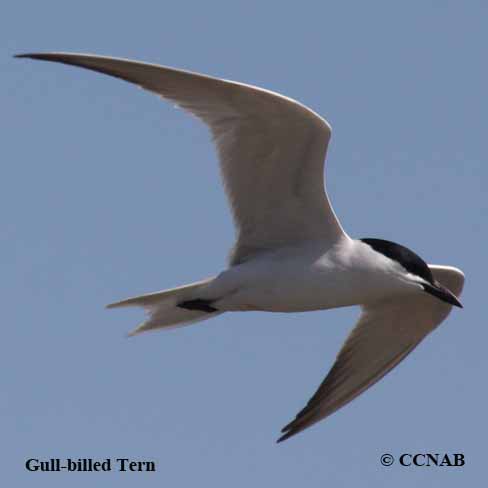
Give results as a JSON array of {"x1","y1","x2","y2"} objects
[{"x1": 17, "y1": 53, "x2": 464, "y2": 442}]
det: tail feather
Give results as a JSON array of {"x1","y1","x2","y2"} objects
[
  {"x1": 106, "y1": 278, "x2": 213, "y2": 309},
  {"x1": 107, "y1": 277, "x2": 223, "y2": 336}
]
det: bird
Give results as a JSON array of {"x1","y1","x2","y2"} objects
[{"x1": 16, "y1": 52, "x2": 464, "y2": 443}]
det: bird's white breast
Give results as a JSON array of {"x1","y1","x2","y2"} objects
[{"x1": 209, "y1": 239, "x2": 416, "y2": 313}]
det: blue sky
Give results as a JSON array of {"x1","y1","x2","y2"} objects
[{"x1": 3, "y1": 1, "x2": 486, "y2": 486}]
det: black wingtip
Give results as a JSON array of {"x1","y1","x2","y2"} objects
[
  {"x1": 276, "y1": 423, "x2": 297, "y2": 443},
  {"x1": 14, "y1": 53, "x2": 62, "y2": 61},
  {"x1": 276, "y1": 432, "x2": 291, "y2": 444},
  {"x1": 14, "y1": 53, "x2": 38, "y2": 59}
]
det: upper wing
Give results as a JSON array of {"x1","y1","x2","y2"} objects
[
  {"x1": 17, "y1": 53, "x2": 346, "y2": 264},
  {"x1": 278, "y1": 265, "x2": 464, "y2": 442}
]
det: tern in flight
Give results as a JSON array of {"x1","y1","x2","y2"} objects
[{"x1": 17, "y1": 53, "x2": 464, "y2": 442}]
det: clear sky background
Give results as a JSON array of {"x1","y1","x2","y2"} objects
[{"x1": 3, "y1": 1, "x2": 486, "y2": 486}]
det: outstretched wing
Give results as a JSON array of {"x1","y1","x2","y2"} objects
[
  {"x1": 278, "y1": 265, "x2": 464, "y2": 442},
  {"x1": 17, "y1": 52, "x2": 346, "y2": 264}
]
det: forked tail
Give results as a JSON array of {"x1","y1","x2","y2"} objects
[{"x1": 107, "y1": 277, "x2": 223, "y2": 336}]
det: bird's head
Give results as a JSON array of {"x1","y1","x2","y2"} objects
[{"x1": 360, "y1": 238, "x2": 463, "y2": 308}]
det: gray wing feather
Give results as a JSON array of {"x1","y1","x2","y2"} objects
[
  {"x1": 278, "y1": 265, "x2": 464, "y2": 442},
  {"x1": 17, "y1": 53, "x2": 346, "y2": 264}
]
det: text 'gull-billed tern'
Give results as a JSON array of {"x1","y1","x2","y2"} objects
[{"x1": 16, "y1": 52, "x2": 464, "y2": 442}]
